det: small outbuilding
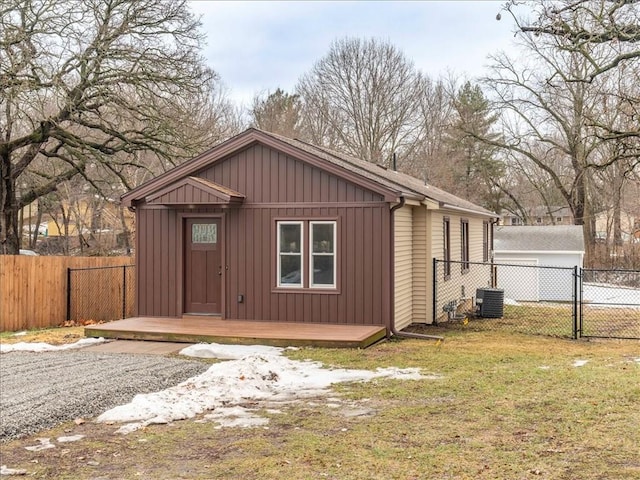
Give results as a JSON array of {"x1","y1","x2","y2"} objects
[
  {"x1": 494, "y1": 225, "x2": 585, "y2": 302},
  {"x1": 121, "y1": 128, "x2": 496, "y2": 337}
]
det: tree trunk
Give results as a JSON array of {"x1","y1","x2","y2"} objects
[
  {"x1": 0, "y1": 156, "x2": 20, "y2": 254},
  {"x1": 61, "y1": 206, "x2": 70, "y2": 255},
  {"x1": 30, "y1": 203, "x2": 43, "y2": 249},
  {"x1": 612, "y1": 170, "x2": 624, "y2": 248},
  {"x1": 118, "y1": 205, "x2": 132, "y2": 255}
]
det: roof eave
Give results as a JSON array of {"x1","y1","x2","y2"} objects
[{"x1": 439, "y1": 202, "x2": 497, "y2": 218}]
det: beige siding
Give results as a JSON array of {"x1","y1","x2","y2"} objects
[
  {"x1": 394, "y1": 205, "x2": 413, "y2": 330},
  {"x1": 469, "y1": 217, "x2": 486, "y2": 262},
  {"x1": 412, "y1": 206, "x2": 428, "y2": 323},
  {"x1": 428, "y1": 210, "x2": 493, "y2": 323},
  {"x1": 425, "y1": 210, "x2": 434, "y2": 323}
]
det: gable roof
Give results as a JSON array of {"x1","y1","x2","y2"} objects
[
  {"x1": 122, "y1": 128, "x2": 496, "y2": 217},
  {"x1": 494, "y1": 225, "x2": 585, "y2": 253},
  {"x1": 146, "y1": 177, "x2": 244, "y2": 206}
]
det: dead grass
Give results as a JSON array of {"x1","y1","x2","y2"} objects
[
  {"x1": 1, "y1": 330, "x2": 639, "y2": 479},
  {"x1": 0, "y1": 326, "x2": 85, "y2": 345}
]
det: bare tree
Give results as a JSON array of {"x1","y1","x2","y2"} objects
[
  {"x1": 504, "y1": 0, "x2": 640, "y2": 151},
  {"x1": 407, "y1": 77, "x2": 453, "y2": 181},
  {"x1": 505, "y1": 0, "x2": 640, "y2": 82},
  {"x1": 0, "y1": 0, "x2": 218, "y2": 254},
  {"x1": 482, "y1": 35, "x2": 612, "y2": 263},
  {"x1": 296, "y1": 37, "x2": 425, "y2": 165}
]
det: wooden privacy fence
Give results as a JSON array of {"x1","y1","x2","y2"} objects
[{"x1": 0, "y1": 255, "x2": 135, "y2": 332}]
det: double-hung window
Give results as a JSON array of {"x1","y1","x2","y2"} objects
[
  {"x1": 482, "y1": 221, "x2": 490, "y2": 263},
  {"x1": 277, "y1": 220, "x2": 337, "y2": 289},
  {"x1": 461, "y1": 219, "x2": 469, "y2": 272},
  {"x1": 443, "y1": 217, "x2": 451, "y2": 279}
]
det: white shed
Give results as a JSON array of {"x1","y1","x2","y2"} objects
[{"x1": 494, "y1": 225, "x2": 584, "y2": 302}]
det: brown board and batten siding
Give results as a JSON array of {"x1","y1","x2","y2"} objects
[{"x1": 135, "y1": 142, "x2": 392, "y2": 326}]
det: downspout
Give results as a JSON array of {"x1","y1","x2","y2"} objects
[
  {"x1": 389, "y1": 197, "x2": 444, "y2": 342},
  {"x1": 490, "y1": 217, "x2": 499, "y2": 287}
]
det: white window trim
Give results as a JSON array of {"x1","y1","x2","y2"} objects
[
  {"x1": 309, "y1": 221, "x2": 337, "y2": 289},
  {"x1": 277, "y1": 221, "x2": 304, "y2": 288}
]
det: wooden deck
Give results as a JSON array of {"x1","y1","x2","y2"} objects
[{"x1": 84, "y1": 317, "x2": 387, "y2": 349}]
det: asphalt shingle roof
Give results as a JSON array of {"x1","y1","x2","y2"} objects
[
  {"x1": 494, "y1": 225, "x2": 585, "y2": 252},
  {"x1": 259, "y1": 129, "x2": 496, "y2": 217}
]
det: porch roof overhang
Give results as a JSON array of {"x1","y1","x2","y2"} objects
[{"x1": 144, "y1": 176, "x2": 245, "y2": 206}]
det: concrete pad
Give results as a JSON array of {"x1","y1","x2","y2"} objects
[{"x1": 83, "y1": 340, "x2": 191, "y2": 355}]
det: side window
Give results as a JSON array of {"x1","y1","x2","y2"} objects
[
  {"x1": 277, "y1": 222, "x2": 303, "y2": 287},
  {"x1": 276, "y1": 220, "x2": 337, "y2": 290},
  {"x1": 483, "y1": 221, "x2": 489, "y2": 263},
  {"x1": 461, "y1": 219, "x2": 469, "y2": 272},
  {"x1": 443, "y1": 217, "x2": 451, "y2": 278}
]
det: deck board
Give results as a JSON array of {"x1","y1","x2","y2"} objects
[{"x1": 85, "y1": 317, "x2": 387, "y2": 349}]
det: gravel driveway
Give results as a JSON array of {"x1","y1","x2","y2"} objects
[{"x1": 0, "y1": 350, "x2": 209, "y2": 442}]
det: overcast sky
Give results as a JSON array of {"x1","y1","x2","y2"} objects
[{"x1": 190, "y1": 1, "x2": 526, "y2": 107}]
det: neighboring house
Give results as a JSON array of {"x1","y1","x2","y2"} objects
[
  {"x1": 494, "y1": 225, "x2": 584, "y2": 302},
  {"x1": 594, "y1": 208, "x2": 640, "y2": 244},
  {"x1": 121, "y1": 128, "x2": 496, "y2": 335},
  {"x1": 500, "y1": 206, "x2": 573, "y2": 226},
  {"x1": 45, "y1": 197, "x2": 133, "y2": 237}
]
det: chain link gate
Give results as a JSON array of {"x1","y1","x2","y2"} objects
[
  {"x1": 67, "y1": 264, "x2": 135, "y2": 323},
  {"x1": 579, "y1": 268, "x2": 640, "y2": 340}
]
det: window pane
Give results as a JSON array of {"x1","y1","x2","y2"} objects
[
  {"x1": 280, "y1": 224, "x2": 301, "y2": 253},
  {"x1": 312, "y1": 224, "x2": 334, "y2": 253},
  {"x1": 312, "y1": 255, "x2": 334, "y2": 286},
  {"x1": 192, "y1": 223, "x2": 217, "y2": 244},
  {"x1": 280, "y1": 256, "x2": 301, "y2": 285},
  {"x1": 443, "y1": 218, "x2": 451, "y2": 277}
]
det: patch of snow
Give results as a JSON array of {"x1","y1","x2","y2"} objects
[
  {"x1": 12, "y1": 331, "x2": 27, "y2": 337},
  {"x1": 204, "y1": 406, "x2": 269, "y2": 428},
  {"x1": 114, "y1": 423, "x2": 144, "y2": 435},
  {"x1": 573, "y1": 360, "x2": 589, "y2": 367},
  {"x1": 24, "y1": 438, "x2": 55, "y2": 452},
  {"x1": 98, "y1": 343, "x2": 438, "y2": 433},
  {"x1": 582, "y1": 283, "x2": 640, "y2": 308},
  {"x1": 504, "y1": 298, "x2": 520, "y2": 306},
  {"x1": 0, "y1": 465, "x2": 27, "y2": 476},
  {"x1": 0, "y1": 338, "x2": 107, "y2": 354},
  {"x1": 56, "y1": 435, "x2": 85, "y2": 443},
  {"x1": 180, "y1": 343, "x2": 295, "y2": 360},
  {"x1": 538, "y1": 366, "x2": 551, "y2": 370}
]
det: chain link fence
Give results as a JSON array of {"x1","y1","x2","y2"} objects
[
  {"x1": 433, "y1": 260, "x2": 640, "y2": 339},
  {"x1": 67, "y1": 264, "x2": 135, "y2": 322},
  {"x1": 433, "y1": 259, "x2": 578, "y2": 338}
]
